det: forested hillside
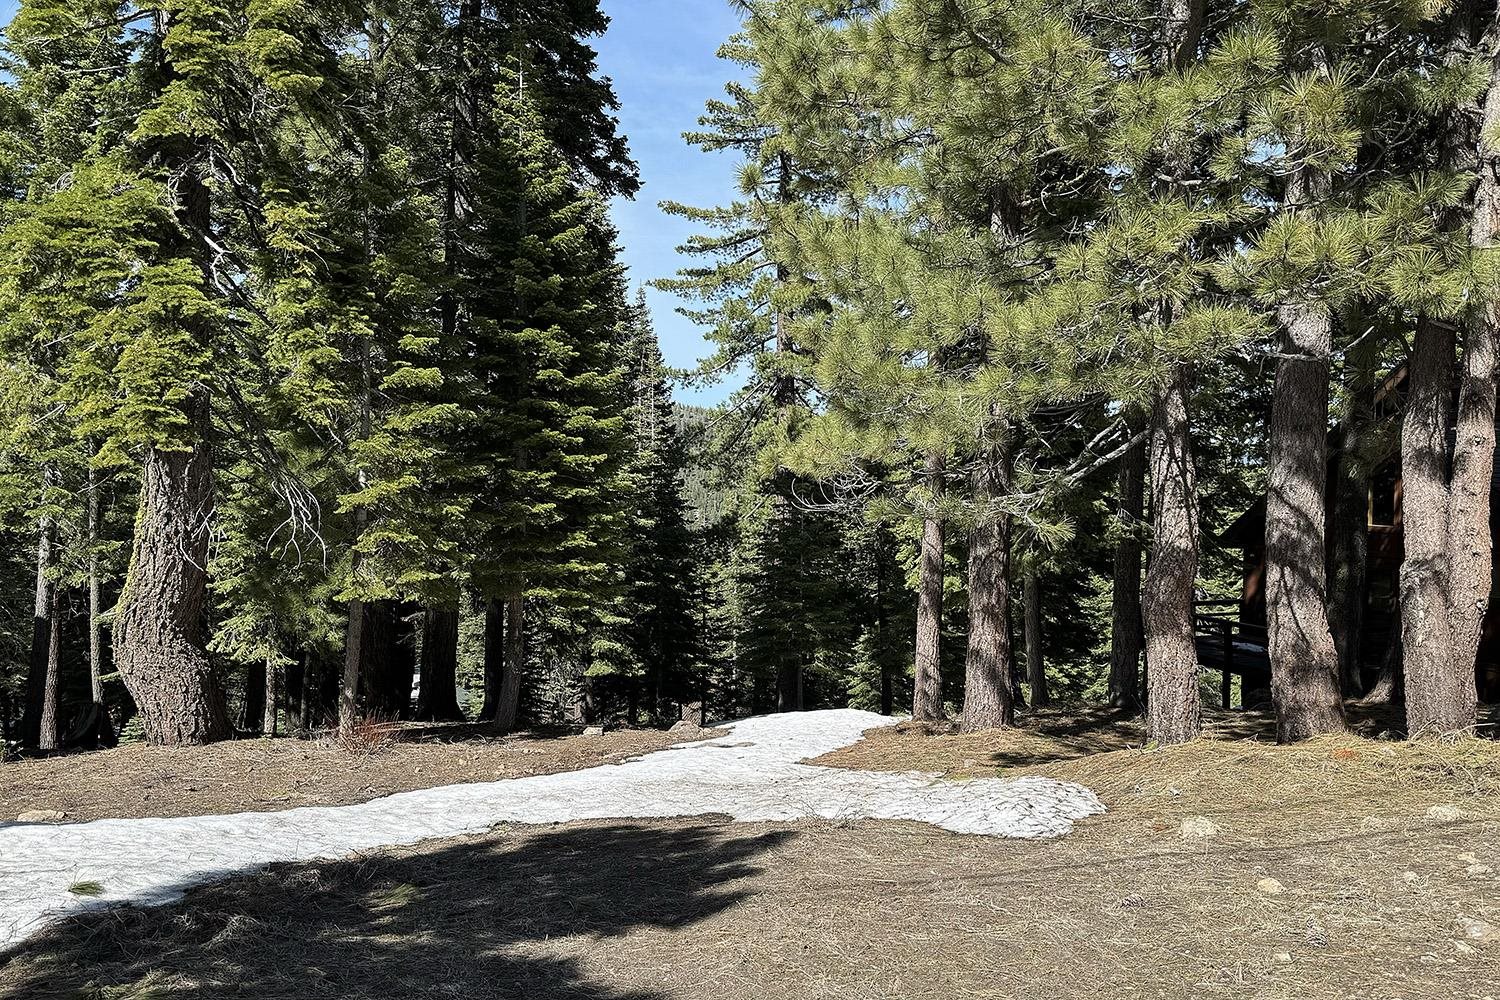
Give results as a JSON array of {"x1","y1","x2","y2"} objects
[{"x1": 2, "y1": 0, "x2": 1499, "y2": 757}]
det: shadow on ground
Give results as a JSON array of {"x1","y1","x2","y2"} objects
[{"x1": 0, "y1": 819, "x2": 789, "y2": 1000}]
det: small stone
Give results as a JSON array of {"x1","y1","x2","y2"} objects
[
  {"x1": 17, "y1": 810, "x2": 65, "y2": 824},
  {"x1": 1427, "y1": 804, "x2": 1464, "y2": 823},
  {"x1": 1118, "y1": 893, "x2": 1147, "y2": 909},
  {"x1": 1305, "y1": 924, "x2": 1329, "y2": 947},
  {"x1": 669, "y1": 720, "x2": 700, "y2": 734},
  {"x1": 1257, "y1": 878, "x2": 1286, "y2": 896},
  {"x1": 1456, "y1": 941, "x2": 1478, "y2": 956},
  {"x1": 581, "y1": 726, "x2": 605, "y2": 737},
  {"x1": 1460, "y1": 918, "x2": 1500, "y2": 944},
  {"x1": 1458, "y1": 853, "x2": 1480, "y2": 864},
  {"x1": 1272, "y1": 952, "x2": 1293, "y2": 964},
  {"x1": 1179, "y1": 816, "x2": 1221, "y2": 839}
]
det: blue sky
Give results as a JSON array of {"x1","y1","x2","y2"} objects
[
  {"x1": 0, "y1": 1, "x2": 746, "y2": 404},
  {"x1": 597, "y1": 1, "x2": 746, "y2": 405}
]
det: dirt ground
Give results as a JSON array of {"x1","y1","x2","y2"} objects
[
  {"x1": 0, "y1": 723, "x2": 721, "y2": 823},
  {"x1": 2, "y1": 710, "x2": 1498, "y2": 999}
]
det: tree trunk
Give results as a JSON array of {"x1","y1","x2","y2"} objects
[
  {"x1": 263, "y1": 656, "x2": 277, "y2": 737},
  {"x1": 21, "y1": 516, "x2": 54, "y2": 750},
  {"x1": 1024, "y1": 569, "x2": 1049, "y2": 708},
  {"x1": 87, "y1": 463, "x2": 106, "y2": 712},
  {"x1": 776, "y1": 661, "x2": 804, "y2": 713},
  {"x1": 1108, "y1": 434, "x2": 1147, "y2": 710},
  {"x1": 339, "y1": 598, "x2": 365, "y2": 735},
  {"x1": 1401, "y1": 312, "x2": 1488, "y2": 736},
  {"x1": 1164, "y1": 0, "x2": 1205, "y2": 70},
  {"x1": 113, "y1": 415, "x2": 233, "y2": 747},
  {"x1": 493, "y1": 591, "x2": 525, "y2": 733},
  {"x1": 38, "y1": 586, "x2": 64, "y2": 752},
  {"x1": 876, "y1": 537, "x2": 893, "y2": 716},
  {"x1": 1399, "y1": 12, "x2": 1500, "y2": 737},
  {"x1": 242, "y1": 660, "x2": 267, "y2": 735},
  {"x1": 481, "y1": 597, "x2": 503, "y2": 722},
  {"x1": 1266, "y1": 299, "x2": 1347, "y2": 742},
  {"x1": 1328, "y1": 328, "x2": 1378, "y2": 697},
  {"x1": 913, "y1": 450, "x2": 947, "y2": 722},
  {"x1": 961, "y1": 426, "x2": 1015, "y2": 732},
  {"x1": 1359, "y1": 635, "x2": 1403, "y2": 707},
  {"x1": 416, "y1": 606, "x2": 465, "y2": 721},
  {"x1": 297, "y1": 651, "x2": 315, "y2": 731},
  {"x1": 1143, "y1": 369, "x2": 1202, "y2": 745},
  {"x1": 362, "y1": 600, "x2": 417, "y2": 719}
]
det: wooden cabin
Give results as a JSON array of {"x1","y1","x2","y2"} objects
[{"x1": 1207, "y1": 374, "x2": 1500, "y2": 708}]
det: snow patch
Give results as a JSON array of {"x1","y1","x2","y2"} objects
[{"x1": 0, "y1": 709, "x2": 1103, "y2": 951}]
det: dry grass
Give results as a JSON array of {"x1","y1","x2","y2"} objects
[{"x1": 0, "y1": 724, "x2": 721, "y2": 823}]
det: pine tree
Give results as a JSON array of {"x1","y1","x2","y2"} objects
[
  {"x1": 1388, "y1": 0, "x2": 1500, "y2": 737},
  {"x1": 589, "y1": 294, "x2": 703, "y2": 721},
  {"x1": 656, "y1": 11, "x2": 854, "y2": 713},
  {"x1": 458, "y1": 68, "x2": 630, "y2": 733}
]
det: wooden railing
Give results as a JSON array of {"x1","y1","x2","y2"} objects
[{"x1": 1193, "y1": 600, "x2": 1269, "y2": 709}]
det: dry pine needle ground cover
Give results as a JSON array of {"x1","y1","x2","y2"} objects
[
  {"x1": 2, "y1": 709, "x2": 1499, "y2": 999},
  {"x1": 0, "y1": 723, "x2": 721, "y2": 823}
]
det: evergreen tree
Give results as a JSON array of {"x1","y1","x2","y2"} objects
[
  {"x1": 590, "y1": 294, "x2": 703, "y2": 721},
  {"x1": 458, "y1": 69, "x2": 631, "y2": 733}
]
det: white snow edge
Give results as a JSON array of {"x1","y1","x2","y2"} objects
[{"x1": 0, "y1": 709, "x2": 1104, "y2": 951}]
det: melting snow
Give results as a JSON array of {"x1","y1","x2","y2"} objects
[{"x1": 0, "y1": 709, "x2": 1103, "y2": 950}]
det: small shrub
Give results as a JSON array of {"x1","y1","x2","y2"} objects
[{"x1": 334, "y1": 714, "x2": 402, "y2": 755}]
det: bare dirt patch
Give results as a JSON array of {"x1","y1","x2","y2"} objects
[{"x1": 0, "y1": 725, "x2": 722, "y2": 823}]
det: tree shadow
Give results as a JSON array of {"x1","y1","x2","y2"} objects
[{"x1": 0, "y1": 819, "x2": 792, "y2": 1000}]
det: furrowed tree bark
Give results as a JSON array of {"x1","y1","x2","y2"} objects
[
  {"x1": 1143, "y1": 369, "x2": 1202, "y2": 744},
  {"x1": 1108, "y1": 434, "x2": 1147, "y2": 711},
  {"x1": 913, "y1": 450, "x2": 947, "y2": 722},
  {"x1": 1266, "y1": 296, "x2": 1347, "y2": 743},
  {"x1": 1399, "y1": 9, "x2": 1500, "y2": 737},
  {"x1": 961, "y1": 424, "x2": 1015, "y2": 732},
  {"x1": 416, "y1": 605, "x2": 465, "y2": 721},
  {"x1": 493, "y1": 591, "x2": 526, "y2": 733},
  {"x1": 1024, "y1": 568, "x2": 1049, "y2": 708},
  {"x1": 114, "y1": 400, "x2": 233, "y2": 746}
]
